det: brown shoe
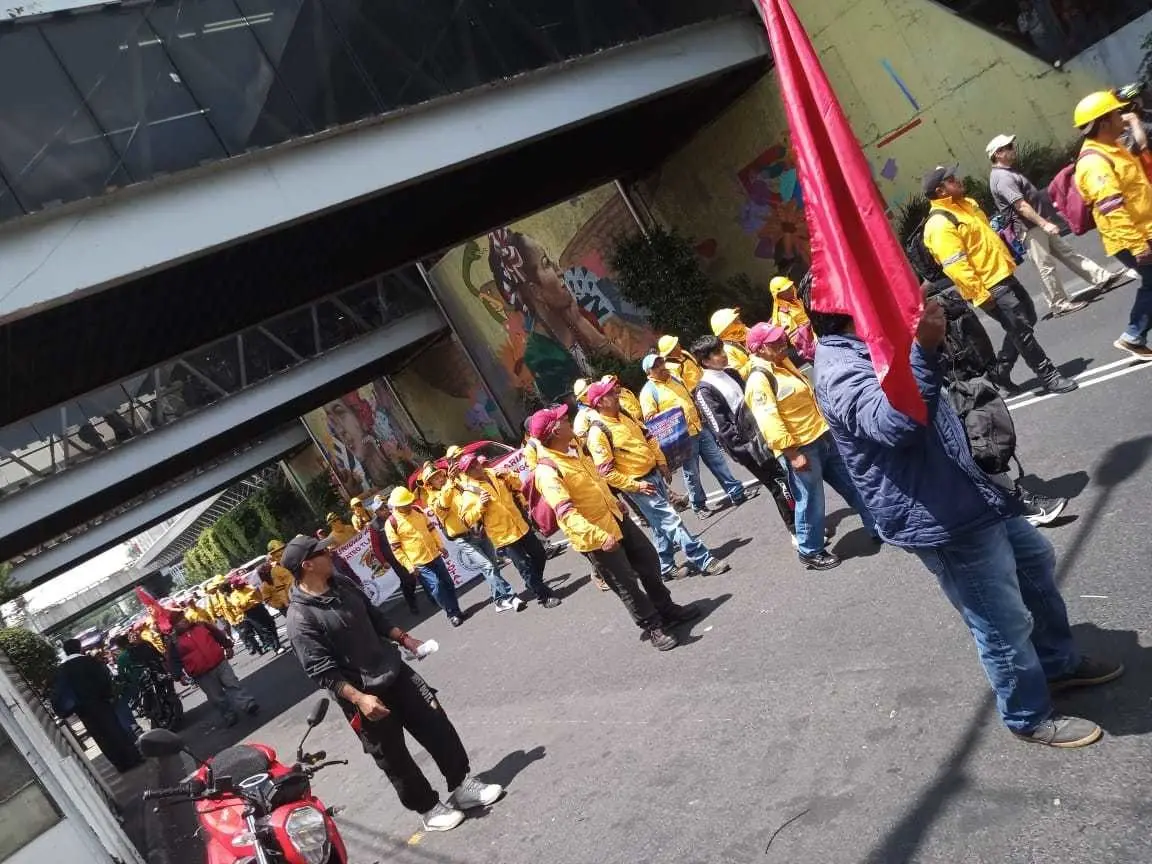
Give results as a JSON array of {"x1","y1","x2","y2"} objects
[
  {"x1": 646, "y1": 627, "x2": 679, "y2": 651},
  {"x1": 1012, "y1": 715, "x2": 1102, "y2": 748},
  {"x1": 1114, "y1": 339, "x2": 1152, "y2": 361}
]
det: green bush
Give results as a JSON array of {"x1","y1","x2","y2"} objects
[
  {"x1": 587, "y1": 351, "x2": 647, "y2": 395},
  {"x1": 0, "y1": 628, "x2": 59, "y2": 693},
  {"x1": 609, "y1": 226, "x2": 714, "y2": 341}
]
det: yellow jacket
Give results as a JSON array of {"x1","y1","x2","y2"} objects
[
  {"x1": 223, "y1": 586, "x2": 260, "y2": 624},
  {"x1": 618, "y1": 387, "x2": 643, "y2": 421},
  {"x1": 744, "y1": 357, "x2": 829, "y2": 454},
  {"x1": 384, "y1": 508, "x2": 444, "y2": 570},
  {"x1": 182, "y1": 603, "x2": 214, "y2": 625},
  {"x1": 573, "y1": 406, "x2": 594, "y2": 440},
  {"x1": 1076, "y1": 140, "x2": 1152, "y2": 257},
  {"x1": 533, "y1": 446, "x2": 623, "y2": 553},
  {"x1": 666, "y1": 353, "x2": 703, "y2": 391},
  {"x1": 922, "y1": 196, "x2": 1011, "y2": 307},
  {"x1": 260, "y1": 565, "x2": 294, "y2": 610},
  {"x1": 585, "y1": 411, "x2": 665, "y2": 493},
  {"x1": 640, "y1": 377, "x2": 702, "y2": 435},
  {"x1": 326, "y1": 519, "x2": 358, "y2": 547},
  {"x1": 351, "y1": 507, "x2": 373, "y2": 532},
  {"x1": 204, "y1": 590, "x2": 231, "y2": 622},
  {"x1": 426, "y1": 484, "x2": 470, "y2": 539},
  {"x1": 457, "y1": 469, "x2": 530, "y2": 548},
  {"x1": 140, "y1": 626, "x2": 166, "y2": 655},
  {"x1": 723, "y1": 340, "x2": 752, "y2": 380}
]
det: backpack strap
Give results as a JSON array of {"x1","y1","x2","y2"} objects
[
  {"x1": 387, "y1": 513, "x2": 398, "y2": 531},
  {"x1": 1077, "y1": 147, "x2": 1115, "y2": 171},
  {"x1": 746, "y1": 365, "x2": 779, "y2": 399},
  {"x1": 926, "y1": 208, "x2": 961, "y2": 228}
]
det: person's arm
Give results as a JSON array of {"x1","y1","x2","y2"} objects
[
  {"x1": 499, "y1": 471, "x2": 523, "y2": 494},
  {"x1": 1124, "y1": 113, "x2": 1149, "y2": 152},
  {"x1": 586, "y1": 425, "x2": 647, "y2": 493},
  {"x1": 456, "y1": 488, "x2": 487, "y2": 529},
  {"x1": 1080, "y1": 154, "x2": 1152, "y2": 258},
  {"x1": 925, "y1": 216, "x2": 986, "y2": 300},
  {"x1": 1013, "y1": 198, "x2": 1059, "y2": 233},
  {"x1": 638, "y1": 384, "x2": 659, "y2": 421},
  {"x1": 203, "y1": 622, "x2": 233, "y2": 650},
  {"x1": 536, "y1": 464, "x2": 614, "y2": 549},
  {"x1": 745, "y1": 372, "x2": 798, "y2": 455},
  {"x1": 383, "y1": 520, "x2": 414, "y2": 572},
  {"x1": 695, "y1": 386, "x2": 743, "y2": 453}
]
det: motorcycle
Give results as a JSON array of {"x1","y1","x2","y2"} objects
[
  {"x1": 133, "y1": 665, "x2": 184, "y2": 730},
  {"x1": 140, "y1": 697, "x2": 349, "y2": 864}
]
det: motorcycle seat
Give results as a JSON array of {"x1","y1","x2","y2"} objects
[{"x1": 211, "y1": 745, "x2": 270, "y2": 783}]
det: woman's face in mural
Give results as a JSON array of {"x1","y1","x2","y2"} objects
[
  {"x1": 519, "y1": 236, "x2": 574, "y2": 313},
  {"x1": 326, "y1": 401, "x2": 368, "y2": 452}
]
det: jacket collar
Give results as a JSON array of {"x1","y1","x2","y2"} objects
[{"x1": 819, "y1": 332, "x2": 870, "y2": 357}]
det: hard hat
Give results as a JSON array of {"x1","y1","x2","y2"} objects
[
  {"x1": 349, "y1": 497, "x2": 362, "y2": 507},
  {"x1": 445, "y1": 444, "x2": 464, "y2": 460},
  {"x1": 324, "y1": 511, "x2": 340, "y2": 524},
  {"x1": 419, "y1": 461, "x2": 443, "y2": 484},
  {"x1": 267, "y1": 539, "x2": 285, "y2": 554},
  {"x1": 656, "y1": 335, "x2": 680, "y2": 356},
  {"x1": 388, "y1": 487, "x2": 416, "y2": 508},
  {"x1": 1074, "y1": 91, "x2": 1128, "y2": 128},
  {"x1": 769, "y1": 276, "x2": 794, "y2": 296},
  {"x1": 710, "y1": 308, "x2": 741, "y2": 337},
  {"x1": 572, "y1": 378, "x2": 591, "y2": 401}
]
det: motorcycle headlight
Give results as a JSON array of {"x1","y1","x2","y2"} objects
[{"x1": 284, "y1": 806, "x2": 330, "y2": 864}]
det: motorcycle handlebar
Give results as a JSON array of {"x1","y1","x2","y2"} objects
[
  {"x1": 142, "y1": 783, "x2": 193, "y2": 801},
  {"x1": 305, "y1": 760, "x2": 349, "y2": 775}
]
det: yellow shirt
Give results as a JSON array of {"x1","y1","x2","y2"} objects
[
  {"x1": 1075, "y1": 139, "x2": 1152, "y2": 257},
  {"x1": 140, "y1": 627, "x2": 166, "y2": 655},
  {"x1": 384, "y1": 508, "x2": 444, "y2": 570},
  {"x1": 573, "y1": 406, "x2": 594, "y2": 441},
  {"x1": 922, "y1": 196, "x2": 1011, "y2": 307},
  {"x1": 351, "y1": 508, "x2": 372, "y2": 532},
  {"x1": 744, "y1": 357, "x2": 829, "y2": 454},
  {"x1": 666, "y1": 353, "x2": 703, "y2": 391},
  {"x1": 534, "y1": 445, "x2": 624, "y2": 553},
  {"x1": 182, "y1": 603, "x2": 214, "y2": 625},
  {"x1": 618, "y1": 388, "x2": 643, "y2": 422},
  {"x1": 640, "y1": 377, "x2": 702, "y2": 435},
  {"x1": 456, "y1": 469, "x2": 530, "y2": 548},
  {"x1": 426, "y1": 484, "x2": 470, "y2": 539},
  {"x1": 204, "y1": 590, "x2": 231, "y2": 622},
  {"x1": 260, "y1": 565, "x2": 294, "y2": 610},
  {"x1": 327, "y1": 520, "x2": 358, "y2": 547},
  {"x1": 585, "y1": 411, "x2": 666, "y2": 493},
  {"x1": 723, "y1": 341, "x2": 752, "y2": 380}
]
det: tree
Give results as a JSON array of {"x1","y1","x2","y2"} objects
[
  {"x1": 0, "y1": 561, "x2": 17, "y2": 604},
  {"x1": 0, "y1": 628, "x2": 59, "y2": 694}
]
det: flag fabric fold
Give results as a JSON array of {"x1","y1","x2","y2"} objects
[
  {"x1": 755, "y1": 0, "x2": 927, "y2": 424},
  {"x1": 135, "y1": 586, "x2": 173, "y2": 633}
]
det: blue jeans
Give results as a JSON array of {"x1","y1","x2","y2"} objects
[
  {"x1": 500, "y1": 531, "x2": 554, "y2": 600},
  {"x1": 626, "y1": 472, "x2": 713, "y2": 576},
  {"x1": 779, "y1": 432, "x2": 875, "y2": 556},
  {"x1": 682, "y1": 427, "x2": 746, "y2": 509},
  {"x1": 912, "y1": 517, "x2": 1078, "y2": 732},
  {"x1": 455, "y1": 534, "x2": 515, "y2": 602},
  {"x1": 416, "y1": 557, "x2": 462, "y2": 618},
  {"x1": 1114, "y1": 250, "x2": 1152, "y2": 346}
]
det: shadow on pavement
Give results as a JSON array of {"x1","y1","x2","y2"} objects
[
  {"x1": 477, "y1": 744, "x2": 547, "y2": 787},
  {"x1": 676, "y1": 593, "x2": 734, "y2": 647},
  {"x1": 555, "y1": 574, "x2": 590, "y2": 599},
  {"x1": 1016, "y1": 356, "x2": 1093, "y2": 392},
  {"x1": 1058, "y1": 623, "x2": 1152, "y2": 738},
  {"x1": 832, "y1": 527, "x2": 883, "y2": 560},
  {"x1": 711, "y1": 536, "x2": 752, "y2": 559},
  {"x1": 1021, "y1": 470, "x2": 1090, "y2": 500}
]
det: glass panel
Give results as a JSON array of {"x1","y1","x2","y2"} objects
[
  {"x1": 0, "y1": 726, "x2": 59, "y2": 860},
  {"x1": 239, "y1": 326, "x2": 295, "y2": 383},
  {"x1": 0, "y1": 727, "x2": 37, "y2": 800},
  {"x1": 42, "y1": 10, "x2": 228, "y2": 183},
  {"x1": 0, "y1": 28, "x2": 131, "y2": 213}
]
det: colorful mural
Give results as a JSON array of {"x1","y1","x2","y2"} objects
[
  {"x1": 426, "y1": 184, "x2": 655, "y2": 419},
  {"x1": 736, "y1": 139, "x2": 811, "y2": 269}
]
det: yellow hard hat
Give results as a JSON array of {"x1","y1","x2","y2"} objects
[
  {"x1": 572, "y1": 378, "x2": 591, "y2": 401},
  {"x1": 350, "y1": 497, "x2": 362, "y2": 508},
  {"x1": 710, "y1": 308, "x2": 742, "y2": 337},
  {"x1": 388, "y1": 487, "x2": 416, "y2": 508},
  {"x1": 656, "y1": 335, "x2": 680, "y2": 356},
  {"x1": 445, "y1": 444, "x2": 463, "y2": 460},
  {"x1": 325, "y1": 511, "x2": 340, "y2": 524},
  {"x1": 1074, "y1": 91, "x2": 1128, "y2": 128},
  {"x1": 769, "y1": 276, "x2": 794, "y2": 296},
  {"x1": 267, "y1": 539, "x2": 285, "y2": 554},
  {"x1": 419, "y1": 461, "x2": 443, "y2": 484}
]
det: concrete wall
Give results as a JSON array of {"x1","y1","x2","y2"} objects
[
  {"x1": 638, "y1": 0, "x2": 1106, "y2": 288},
  {"x1": 1067, "y1": 10, "x2": 1152, "y2": 87}
]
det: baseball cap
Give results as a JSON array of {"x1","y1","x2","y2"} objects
[
  {"x1": 585, "y1": 379, "x2": 618, "y2": 407},
  {"x1": 527, "y1": 405, "x2": 569, "y2": 440},
  {"x1": 641, "y1": 353, "x2": 663, "y2": 374},
  {"x1": 572, "y1": 378, "x2": 591, "y2": 401},
  {"x1": 745, "y1": 322, "x2": 789, "y2": 353},
  {"x1": 985, "y1": 134, "x2": 1016, "y2": 160},
  {"x1": 280, "y1": 534, "x2": 333, "y2": 578},
  {"x1": 921, "y1": 164, "x2": 959, "y2": 197}
]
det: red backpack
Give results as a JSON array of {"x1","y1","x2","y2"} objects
[
  {"x1": 1048, "y1": 149, "x2": 1114, "y2": 236},
  {"x1": 523, "y1": 459, "x2": 561, "y2": 537}
]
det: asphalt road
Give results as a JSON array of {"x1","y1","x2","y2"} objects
[{"x1": 150, "y1": 256, "x2": 1152, "y2": 864}]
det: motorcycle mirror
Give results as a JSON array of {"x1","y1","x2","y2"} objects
[
  {"x1": 138, "y1": 728, "x2": 186, "y2": 759},
  {"x1": 306, "y1": 697, "x2": 330, "y2": 727}
]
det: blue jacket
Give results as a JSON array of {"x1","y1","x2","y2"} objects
[{"x1": 813, "y1": 333, "x2": 1017, "y2": 548}]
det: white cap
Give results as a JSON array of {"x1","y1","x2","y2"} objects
[
  {"x1": 369, "y1": 495, "x2": 386, "y2": 512},
  {"x1": 985, "y1": 134, "x2": 1016, "y2": 160}
]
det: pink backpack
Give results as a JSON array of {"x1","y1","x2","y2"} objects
[
  {"x1": 524, "y1": 460, "x2": 560, "y2": 537},
  {"x1": 1048, "y1": 149, "x2": 1114, "y2": 236}
]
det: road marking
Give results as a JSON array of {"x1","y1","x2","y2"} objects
[
  {"x1": 407, "y1": 831, "x2": 424, "y2": 845},
  {"x1": 1010, "y1": 359, "x2": 1152, "y2": 412},
  {"x1": 1005, "y1": 356, "x2": 1138, "y2": 404},
  {"x1": 1080, "y1": 595, "x2": 1109, "y2": 599}
]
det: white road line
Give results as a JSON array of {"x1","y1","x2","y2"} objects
[
  {"x1": 1004, "y1": 356, "x2": 1138, "y2": 404},
  {"x1": 1009, "y1": 360, "x2": 1152, "y2": 412}
]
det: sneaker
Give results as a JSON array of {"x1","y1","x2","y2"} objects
[
  {"x1": 1124, "y1": 267, "x2": 1141, "y2": 281},
  {"x1": 1097, "y1": 272, "x2": 1128, "y2": 291},
  {"x1": 1049, "y1": 656, "x2": 1125, "y2": 693},
  {"x1": 493, "y1": 598, "x2": 515, "y2": 613},
  {"x1": 1041, "y1": 374, "x2": 1078, "y2": 395},
  {"x1": 1051, "y1": 299, "x2": 1088, "y2": 317},
  {"x1": 731, "y1": 488, "x2": 759, "y2": 505},
  {"x1": 798, "y1": 549, "x2": 841, "y2": 571},
  {"x1": 592, "y1": 575, "x2": 611, "y2": 592},
  {"x1": 1114, "y1": 338, "x2": 1152, "y2": 360},
  {"x1": 700, "y1": 559, "x2": 731, "y2": 576},
  {"x1": 512, "y1": 597, "x2": 528, "y2": 611},
  {"x1": 450, "y1": 776, "x2": 504, "y2": 810},
  {"x1": 647, "y1": 627, "x2": 679, "y2": 651},
  {"x1": 661, "y1": 564, "x2": 691, "y2": 582},
  {"x1": 1021, "y1": 492, "x2": 1067, "y2": 526},
  {"x1": 421, "y1": 801, "x2": 466, "y2": 832},
  {"x1": 246, "y1": 703, "x2": 260, "y2": 716},
  {"x1": 540, "y1": 596, "x2": 562, "y2": 609},
  {"x1": 692, "y1": 506, "x2": 716, "y2": 519},
  {"x1": 662, "y1": 602, "x2": 702, "y2": 624},
  {"x1": 449, "y1": 616, "x2": 465, "y2": 627},
  {"x1": 1012, "y1": 714, "x2": 1102, "y2": 749}
]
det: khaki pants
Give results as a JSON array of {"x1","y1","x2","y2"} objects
[{"x1": 1024, "y1": 225, "x2": 1113, "y2": 307}]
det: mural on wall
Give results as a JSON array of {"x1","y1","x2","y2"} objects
[
  {"x1": 735, "y1": 138, "x2": 811, "y2": 271},
  {"x1": 426, "y1": 184, "x2": 655, "y2": 414},
  {"x1": 301, "y1": 380, "x2": 421, "y2": 497}
]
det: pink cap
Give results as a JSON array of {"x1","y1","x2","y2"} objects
[
  {"x1": 745, "y1": 322, "x2": 789, "y2": 353},
  {"x1": 527, "y1": 405, "x2": 570, "y2": 440},
  {"x1": 585, "y1": 379, "x2": 618, "y2": 407}
]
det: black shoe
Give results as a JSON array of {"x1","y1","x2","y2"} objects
[
  {"x1": 662, "y1": 602, "x2": 702, "y2": 624},
  {"x1": 449, "y1": 616, "x2": 465, "y2": 627},
  {"x1": 646, "y1": 627, "x2": 679, "y2": 651},
  {"x1": 798, "y1": 549, "x2": 841, "y2": 571},
  {"x1": 1020, "y1": 491, "x2": 1067, "y2": 526},
  {"x1": 540, "y1": 596, "x2": 562, "y2": 609},
  {"x1": 1041, "y1": 373, "x2": 1078, "y2": 395},
  {"x1": 1049, "y1": 656, "x2": 1125, "y2": 693},
  {"x1": 246, "y1": 703, "x2": 261, "y2": 716},
  {"x1": 991, "y1": 372, "x2": 1022, "y2": 396},
  {"x1": 1012, "y1": 714, "x2": 1102, "y2": 748}
]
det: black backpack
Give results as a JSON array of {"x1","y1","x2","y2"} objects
[
  {"x1": 946, "y1": 376, "x2": 1017, "y2": 477},
  {"x1": 927, "y1": 284, "x2": 997, "y2": 383},
  {"x1": 904, "y1": 210, "x2": 960, "y2": 283}
]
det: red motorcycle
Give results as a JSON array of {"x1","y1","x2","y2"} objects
[{"x1": 140, "y1": 697, "x2": 348, "y2": 864}]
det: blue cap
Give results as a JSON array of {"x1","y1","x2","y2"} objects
[{"x1": 641, "y1": 353, "x2": 661, "y2": 374}]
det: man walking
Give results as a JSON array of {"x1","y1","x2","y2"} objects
[
  {"x1": 640, "y1": 353, "x2": 749, "y2": 518},
  {"x1": 384, "y1": 487, "x2": 465, "y2": 626},
  {"x1": 744, "y1": 323, "x2": 876, "y2": 571},
  {"x1": 52, "y1": 639, "x2": 143, "y2": 772},
  {"x1": 167, "y1": 610, "x2": 259, "y2": 727},
  {"x1": 988, "y1": 133, "x2": 1120, "y2": 317},
  {"x1": 366, "y1": 497, "x2": 421, "y2": 615},
  {"x1": 923, "y1": 164, "x2": 1078, "y2": 394},
  {"x1": 529, "y1": 407, "x2": 700, "y2": 650},
  {"x1": 1074, "y1": 90, "x2": 1152, "y2": 360},
  {"x1": 284, "y1": 534, "x2": 502, "y2": 832},
  {"x1": 584, "y1": 378, "x2": 727, "y2": 580},
  {"x1": 808, "y1": 292, "x2": 1123, "y2": 748}
]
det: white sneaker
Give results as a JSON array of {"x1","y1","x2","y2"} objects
[
  {"x1": 421, "y1": 801, "x2": 465, "y2": 832},
  {"x1": 450, "y1": 776, "x2": 503, "y2": 810},
  {"x1": 494, "y1": 598, "x2": 514, "y2": 613},
  {"x1": 512, "y1": 597, "x2": 527, "y2": 612}
]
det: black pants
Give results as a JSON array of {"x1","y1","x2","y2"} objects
[
  {"x1": 357, "y1": 666, "x2": 470, "y2": 813},
  {"x1": 244, "y1": 605, "x2": 280, "y2": 651},
  {"x1": 235, "y1": 619, "x2": 263, "y2": 654},
  {"x1": 77, "y1": 703, "x2": 141, "y2": 773},
  {"x1": 729, "y1": 451, "x2": 795, "y2": 532},
  {"x1": 979, "y1": 276, "x2": 1055, "y2": 380},
  {"x1": 502, "y1": 531, "x2": 552, "y2": 599},
  {"x1": 584, "y1": 517, "x2": 676, "y2": 630}
]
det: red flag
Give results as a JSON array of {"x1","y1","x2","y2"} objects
[
  {"x1": 755, "y1": 0, "x2": 926, "y2": 424},
  {"x1": 135, "y1": 586, "x2": 173, "y2": 634}
]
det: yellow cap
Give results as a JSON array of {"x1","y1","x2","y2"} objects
[
  {"x1": 656, "y1": 335, "x2": 679, "y2": 356},
  {"x1": 445, "y1": 445, "x2": 463, "y2": 460},
  {"x1": 1074, "y1": 91, "x2": 1128, "y2": 127},
  {"x1": 388, "y1": 487, "x2": 416, "y2": 507},
  {"x1": 325, "y1": 512, "x2": 340, "y2": 524},
  {"x1": 572, "y1": 378, "x2": 590, "y2": 401},
  {"x1": 349, "y1": 497, "x2": 362, "y2": 507},
  {"x1": 769, "y1": 276, "x2": 794, "y2": 296},
  {"x1": 710, "y1": 308, "x2": 742, "y2": 337},
  {"x1": 266, "y1": 539, "x2": 285, "y2": 554}
]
